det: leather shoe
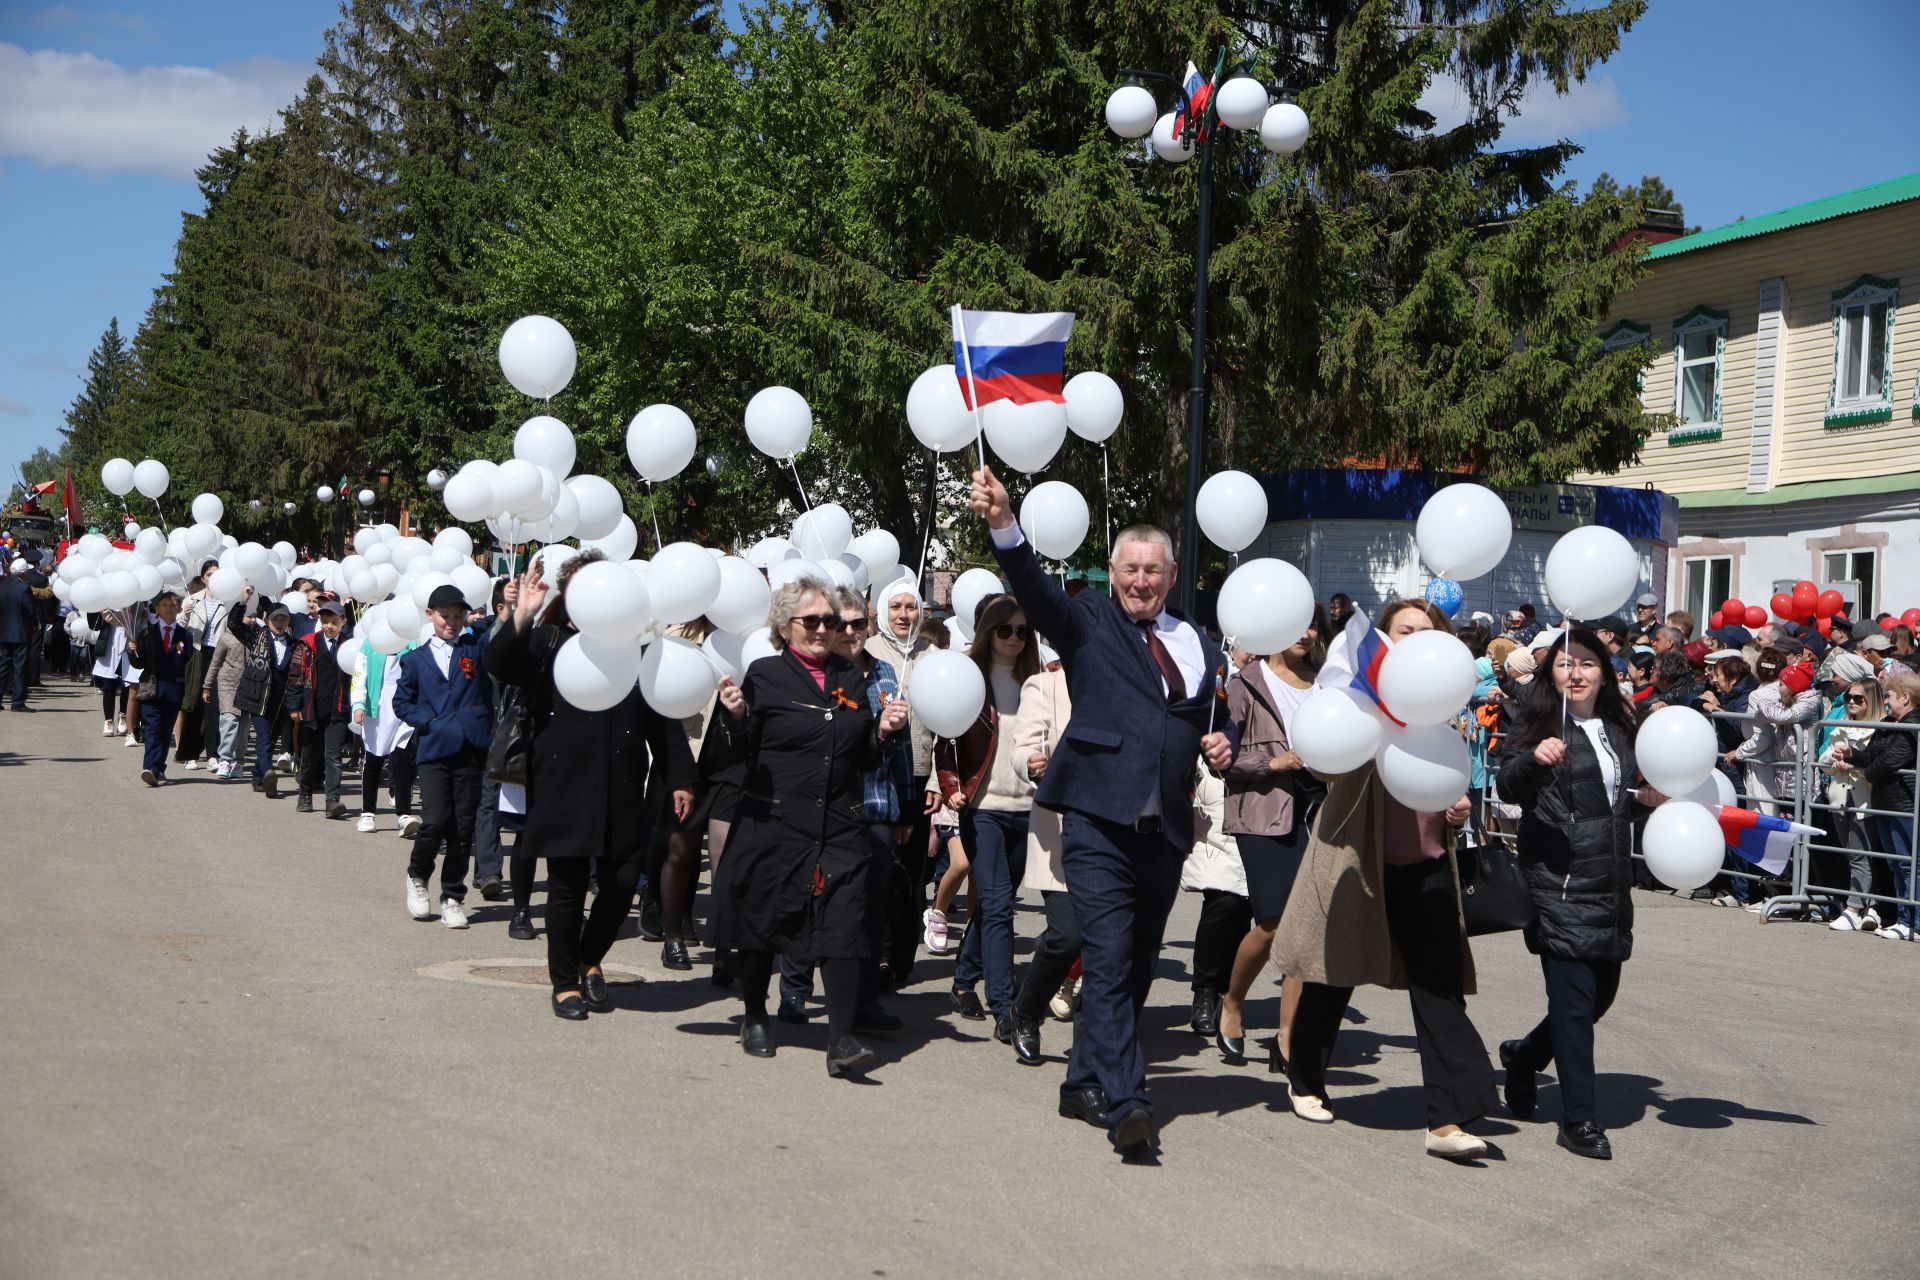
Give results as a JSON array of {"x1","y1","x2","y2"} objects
[
  {"x1": 776, "y1": 998, "x2": 812, "y2": 1025},
  {"x1": 854, "y1": 1006, "x2": 903, "y2": 1034},
  {"x1": 1216, "y1": 1027, "x2": 1246, "y2": 1065},
  {"x1": 1190, "y1": 988, "x2": 1221, "y2": 1037},
  {"x1": 637, "y1": 894, "x2": 665, "y2": 942},
  {"x1": 950, "y1": 986, "x2": 987, "y2": 1021},
  {"x1": 661, "y1": 940, "x2": 692, "y2": 971},
  {"x1": 825, "y1": 1035, "x2": 875, "y2": 1078},
  {"x1": 478, "y1": 875, "x2": 505, "y2": 901},
  {"x1": 1058, "y1": 1086, "x2": 1111, "y2": 1128},
  {"x1": 581, "y1": 970, "x2": 614, "y2": 1013},
  {"x1": 551, "y1": 991, "x2": 588, "y2": 1021},
  {"x1": 295, "y1": 794, "x2": 314, "y2": 813},
  {"x1": 1010, "y1": 1014, "x2": 1042, "y2": 1066},
  {"x1": 993, "y1": 1013, "x2": 1014, "y2": 1044},
  {"x1": 507, "y1": 909, "x2": 537, "y2": 941},
  {"x1": 1109, "y1": 1108, "x2": 1159, "y2": 1158},
  {"x1": 740, "y1": 1016, "x2": 774, "y2": 1058},
  {"x1": 1500, "y1": 1039, "x2": 1538, "y2": 1119},
  {"x1": 262, "y1": 774, "x2": 279, "y2": 799},
  {"x1": 1558, "y1": 1120, "x2": 1612, "y2": 1160}
]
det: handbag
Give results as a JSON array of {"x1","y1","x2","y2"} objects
[
  {"x1": 1456, "y1": 814, "x2": 1533, "y2": 937},
  {"x1": 485, "y1": 686, "x2": 531, "y2": 786}
]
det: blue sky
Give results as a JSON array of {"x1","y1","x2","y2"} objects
[{"x1": 4, "y1": 1, "x2": 1918, "y2": 486}]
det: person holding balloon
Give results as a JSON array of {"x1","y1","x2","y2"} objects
[{"x1": 1494, "y1": 628, "x2": 1645, "y2": 1161}]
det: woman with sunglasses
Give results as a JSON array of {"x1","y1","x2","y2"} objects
[
  {"x1": 1832, "y1": 672, "x2": 1920, "y2": 941},
  {"x1": 711, "y1": 577, "x2": 911, "y2": 1075},
  {"x1": 935, "y1": 594, "x2": 1042, "y2": 1041},
  {"x1": 1821, "y1": 676, "x2": 1885, "y2": 932}
]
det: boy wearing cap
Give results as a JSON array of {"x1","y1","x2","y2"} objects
[
  {"x1": 228, "y1": 589, "x2": 299, "y2": 796},
  {"x1": 132, "y1": 589, "x2": 192, "y2": 786},
  {"x1": 290, "y1": 597, "x2": 354, "y2": 817},
  {"x1": 393, "y1": 584, "x2": 495, "y2": 928}
]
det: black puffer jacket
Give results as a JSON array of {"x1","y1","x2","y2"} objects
[
  {"x1": 1497, "y1": 717, "x2": 1641, "y2": 963},
  {"x1": 1849, "y1": 708, "x2": 1918, "y2": 815}
]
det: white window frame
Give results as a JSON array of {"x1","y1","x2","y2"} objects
[
  {"x1": 1681, "y1": 554, "x2": 1731, "y2": 624},
  {"x1": 1821, "y1": 549, "x2": 1877, "y2": 616},
  {"x1": 1825, "y1": 274, "x2": 1898, "y2": 428},
  {"x1": 1670, "y1": 306, "x2": 1727, "y2": 444}
]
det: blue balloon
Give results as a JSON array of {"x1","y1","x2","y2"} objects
[{"x1": 1424, "y1": 576, "x2": 1464, "y2": 619}]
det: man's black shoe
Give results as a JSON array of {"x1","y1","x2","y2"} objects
[
  {"x1": 1499, "y1": 1040, "x2": 1538, "y2": 1119},
  {"x1": 478, "y1": 875, "x2": 505, "y2": 901},
  {"x1": 1058, "y1": 1086, "x2": 1111, "y2": 1127},
  {"x1": 1190, "y1": 987, "x2": 1221, "y2": 1037},
  {"x1": 637, "y1": 893, "x2": 665, "y2": 942},
  {"x1": 950, "y1": 987, "x2": 987, "y2": 1021},
  {"x1": 1109, "y1": 1108, "x2": 1158, "y2": 1158},
  {"x1": 507, "y1": 909, "x2": 537, "y2": 941},
  {"x1": 1010, "y1": 1014, "x2": 1042, "y2": 1065},
  {"x1": 776, "y1": 998, "x2": 813, "y2": 1025},
  {"x1": 1558, "y1": 1121, "x2": 1612, "y2": 1160}
]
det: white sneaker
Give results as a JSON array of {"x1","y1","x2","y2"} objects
[
  {"x1": 102, "y1": 719, "x2": 115, "y2": 736},
  {"x1": 1876, "y1": 923, "x2": 1914, "y2": 941},
  {"x1": 441, "y1": 897, "x2": 469, "y2": 929},
  {"x1": 1049, "y1": 975, "x2": 1077, "y2": 1021},
  {"x1": 1830, "y1": 909, "x2": 1865, "y2": 931},
  {"x1": 923, "y1": 906, "x2": 952, "y2": 955},
  {"x1": 217, "y1": 761, "x2": 236, "y2": 779},
  {"x1": 1426, "y1": 1130, "x2": 1488, "y2": 1161},
  {"x1": 1864, "y1": 908, "x2": 1884, "y2": 930},
  {"x1": 406, "y1": 876, "x2": 432, "y2": 920},
  {"x1": 123, "y1": 734, "x2": 138, "y2": 748},
  {"x1": 1744, "y1": 902, "x2": 1767, "y2": 914},
  {"x1": 275, "y1": 753, "x2": 293, "y2": 774},
  {"x1": 398, "y1": 814, "x2": 422, "y2": 839},
  {"x1": 356, "y1": 814, "x2": 378, "y2": 834},
  {"x1": 1710, "y1": 893, "x2": 1739, "y2": 908},
  {"x1": 184, "y1": 759, "x2": 201, "y2": 771},
  {"x1": 115, "y1": 717, "x2": 127, "y2": 735}
]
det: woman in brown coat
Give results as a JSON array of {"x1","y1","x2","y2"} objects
[{"x1": 1271, "y1": 599, "x2": 1496, "y2": 1161}]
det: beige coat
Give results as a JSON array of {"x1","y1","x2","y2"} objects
[
  {"x1": 1271, "y1": 764, "x2": 1476, "y2": 994},
  {"x1": 1010, "y1": 668, "x2": 1070, "y2": 893}
]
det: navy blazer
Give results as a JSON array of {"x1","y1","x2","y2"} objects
[
  {"x1": 991, "y1": 535, "x2": 1224, "y2": 851},
  {"x1": 133, "y1": 617, "x2": 194, "y2": 700},
  {"x1": 0, "y1": 577, "x2": 34, "y2": 646},
  {"x1": 392, "y1": 632, "x2": 495, "y2": 763}
]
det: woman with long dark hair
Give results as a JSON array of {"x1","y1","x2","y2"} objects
[
  {"x1": 1495, "y1": 627, "x2": 1644, "y2": 1160},
  {"x1": 487, "y1": 551, "x2": 697, "y2": 1020}
]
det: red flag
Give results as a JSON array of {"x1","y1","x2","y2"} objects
[{"x1": 62, "y1": 468, "x2": 82, "y2": 530}]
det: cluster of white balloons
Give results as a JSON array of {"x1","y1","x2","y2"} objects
[
  {"x1": 100, "y1": 457, "x2": 170, "y2": 502},
  {"x1": 1635, "y1": 706, "x2": 1730, "y2": 891},
  {"x1": 905, "y1": 366, "x2": 1123, "y2": 474}
]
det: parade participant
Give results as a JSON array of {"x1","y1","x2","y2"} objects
[
  {"x1": 0, "y1": 559, "x2": 34, "y2": 711},
  {"x1": 131, "y1": 589, "x2": 192, "y2": 786},
  {"x1": 288, "y1": 598, "x2": 354, "y2": 817},
  {"x1": 394, "y1": 584, "x2": 495, "y2": 929},
  {"x1": 91, "y1": 604, "x2": 142, "y2": 741},
  {"x1": 938, "y1": 593, "x2": 1041, "y2": 1036},
  {"x1": 228, "y1": 594, "x2": 297, "y2": 797},
  {"x1": 1274, "y1": 599, "x2": 1495, "y2": 1162},
  {"x1": 867, "y1": 576, "x2": 939, "y2": 984},
  {"x1": 471, "y1": 578, "x2": 513, "y2": 901},
  {"x1": 174, "y1": 558, "x2": 227, "y2": 768},
  {"x1": 1496, "y1": 628, "x2": 1644, "y2": 1160},
  {"x1": 1006, "y1": 658, "x2": 1073, "y2": 1065},
  {"x1": 487, "y1": 554, "x2": 695, "y2": 1019},
  {"x1": 350, "y1": 626, "x2": 420, "y2": 834},
  {"x1": 709, "y1": 576, "x2": 911, "y2": 1075},
  {"x1": 202, "y1": 608, "x2": 248, "y2": 779},
  {"x1": 968, "y1": 465, "x2": 1233, "y2": 1159}
]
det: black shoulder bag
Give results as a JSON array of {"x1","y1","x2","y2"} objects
[
  {"x1": 1457, "y1": 810, "x2": 1533, "y2": 937},
  {"x1": 485, "y1": 686, "x2": 531, "y2": 786}
]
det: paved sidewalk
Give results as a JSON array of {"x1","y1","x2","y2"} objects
[{"x1": 2, "y1": 681, "x2": 1916, "y2": 1279}]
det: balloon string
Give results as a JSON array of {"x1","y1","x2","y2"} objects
[
  {"x1": 151, "y1": 498, "x2": 169, "y2": 534},
  {"x1": 644, "y1": 481, "x2": 664, "y2": 550},
  {"x1": 1101, "y1": 444, "x2": 1113, "y2": 558},
  {"x1": 786, "y1": 457, "x2": 813, "y2": 514}
]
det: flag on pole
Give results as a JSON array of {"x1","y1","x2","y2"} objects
[
  {"x1": 950, "y1": 308, "x2": 1075, "y2": 409},
  {"x1": 1170, "y1": 60, "x2": 1213, "y2": 141},
  {"x1": 1717, "y1": 807, "x2": 1820, "y2": 876},
  {"x1": 61, "y1": 468, "x2": 82, "y2": 533},
  {"x1": 1316, "y1": 607, "x2": 1405, "y2": 727}
]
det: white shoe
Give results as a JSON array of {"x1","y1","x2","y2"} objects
[
  {"x1": 1425, "y1": 1130, "x2": 1488, "y2": 1161},
  {"x1": 1710, "y1": 893, "x2": 1739, "y2": 908},
  {"x1": 406, "y1": 876, "x2": 432, "y2": 920},
  {"x1": 1864, "y1": 908, "x2": 1884, "y2": 930},
  {"x1": 399, "y1": 814, "x2": 422, "y2": 839},
  {"x1": 1289, "y1": 1090, "x2": 1335, "y2": 1123},
  {"x1": 1744, "y1": 902, "x2": 1767, "y2": 914},
  {"x1": 184, "y1": 759, "x2": 201, "y2": 771},
  {"x1": 102, "y1": 720, "x2": 115, "y2": 736},
  {"x1": 216, "y1": 761, "x2": 236, "y2": 779},
  {"x1": 1830, "y1": 909, "x2": 1865, "y2": 931},
  {"x1": 115, "y1": 717, "x2": 127, "y2": 735},
  {"x1": 923, "y1": 907, "x2": 951, "y2": 955},
  {"x1": 275, "y1": 754, "x2": 293, "y2": 774},
  {"x1": 1875, "y1": 923, "x2": 1914, "y2": 941},
  {"x1": 123, "y1": 734, "x2": 138, "y2": 748},
  {"x1": 1049, "y1": 975, "x2": 1078, "y2": 1021},
  {"x1": 356, "y1": 814, "x2": 378, "y2": 834},
  {"x1": 441, "y1": 898, "x2": 469, "y2": 929}
]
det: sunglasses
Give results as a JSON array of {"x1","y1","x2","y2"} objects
[
  {"x1": 1844, "y1": 694, "x2": 1868, "y2": 704},
  {"x1": 993, "y1": 623, "x2": 1031, "y2": 640},
  {"x1": 793, "y1": 614, "x2": 849, "y2": 632},
  {"x1": 843, "y1": 617, "x2": 870, "y2": 631}
]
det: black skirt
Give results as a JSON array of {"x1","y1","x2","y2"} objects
[
  {"x1": 672, "y1": 779, "x2": 742, "y2": 831},
  {"x1": 1236, "y1": 827, "x2": 1306, "y2": 921}
]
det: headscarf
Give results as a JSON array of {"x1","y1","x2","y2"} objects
[
  {"x1": 1504, "y1": 647, "x2": 1537, "y2": 681},
  {"x1": 1825, "y1": 652, "x2": 1874, "y2": 685},
  {"x1": 869, "y1": 577, "x2": 924, "y2": 662}
]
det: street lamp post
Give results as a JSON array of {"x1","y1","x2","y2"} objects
[{"x1": 1104, "y1": 59, "x2": 1308, "y2": 611}]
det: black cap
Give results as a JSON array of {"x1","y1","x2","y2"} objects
[
  {"x1": 1584, "y1": 615, "x2": 1628, "y2": 636},
  {"x1": 1708, "y1": 625, "x2": 1752, "y2": 647},
  {"x1": 426, "y1": 584, "x2": 468, "y2": 611},
  {"x1": 316, "y1": 598, "x2": 346, "y2": 616},
  {"x1": 266, "y1": 602, "x2": 292, "y2": 621}
]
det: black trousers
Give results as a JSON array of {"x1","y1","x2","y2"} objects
[
  {"x1": 362, "y1": 741, "x2": 417, "y2": 815},
  {"x1": 1288, "y1": 857, "x2": 1496, "y2": 1129},
  {"x1": 0, "y1": 641, "x2": 27, "y2": 709},
  {"x1": 545, "y1": 854, "x2": 645, "y2": 991},
  {"x1": 1509, "y1": 954, "x2": 1623, "y2": 1125},
  {"x1": 1014, "y1": 889, "x2": 1084, "y2": 1022},
  {"x1": 885, "y1": 774, "x2": 934, "y2": 984},
  {"x1": 1190, "y1": 887, "x2": 1253, "y2": 993},
  {"x1": 407, "y1": 744, "x2": 484, "y2": 901},
  {"x1": 298, "y1": 715, "x2": 351, "y2": 801}
]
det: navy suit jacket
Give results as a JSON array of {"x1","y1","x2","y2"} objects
[
  {"x1": 0, "y1": 578, "x2": 34, "y2": 645},
  {"x1": 392, "y1": 632, "x2": 495, "y2": 763},
  {"x1": 133, "y1": 617, "x2": 193, "y2": 701},
  {"x1": 991, "y1": 535, "x2": 1225, "y2": 851}
]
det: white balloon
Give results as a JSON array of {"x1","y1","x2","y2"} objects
[
  {"x1": 1259, "y1": 101, "x2": 1309, "y2": 155},
  {"x1": 433, "y1": 526, "x2": 473, "y2": 558},
  {"x1": 190, "y1": 493, "x2": 224, "y2": 525},
  {"x1": 1018, "y1": 481, "x2": 1091, "y2": 561},
  {"x1": 905, "y1": 365, "x2": 976, "y2": 453},
  {"x1": 1679, "y1": 769, "x2": 1738, "y2": 811},
  {"x1": 1217, "y1": 558, "x2": 1315, "y2": 654},
  {"x1": 1195, "y1": 471, "x2": 1268, "y2": 553},
  {"x1": 316, "y1": 485, "x2": 335, "y2": 504},
  {"x1": 101, "y1": 457, "x2": 135, "y2": 496},
  {"x1": 532, "y1": 544, "x2": 582, "y2": 589},
  {"x1": 648, "y1": 541, "x2": 723, "y2": 625},
  {"x1": 701, "y1": 630, "x2": 747, "y2": 683},
  {"x1": 639, "y1": 635, "x2": 720, "y2": 718},
  {"x1": 847, "y1": 530, "x2": 901, "y2": 582},
  {"x1": 980, "y1": 398, "x2": 1067, "y2": 474},
  {"x1": 353, "y1": 526, "x2": 384, "y2": 555},
  {"x1": 740, "y1": 625, "x2": 779, "y2": 666},
  {"x1": 1415, "y1": 483, "x2": 1512, "y2": 581},
  {"x1": 1375, "y1": 723, "x2": 1472, "y2": 812},
  {"x1": 271, "y1": 541, "x2": 296, "y2": 568},
  {"x1": 134, "y1": 527, "x2": 168, "y2": 565},
  {"x1": 58, "y1": 553, "x2": 98, "y2": 583},
  {"x1": 767, "y1": 558, "x2": 827, "y2": 594},
  {"x1": 427, "y1": 469, "x2": 449, "y2": 491},
  {"x1": 1063, "y1": 371, "x2": 1123, "y2": 443},
  {"x1": 833, "y1": 552, "x2": 871, "y2": 592},
  {"x1": 553, "y1": 633, "x2": 642, "y2": 712},
  {"x1": 566, "y1": 560, "x2": 651, "y2": 641},
  {"x1": 1214, "y1": 75, "x2": 1271, "y2": 131},
  {"x1": 581, "y1": 514, "x2": 639, "y2": 563},
  {"x1": 498, "y1": 315, "x2": 577, "y2": 400},
  {"x1": 565, "y1": 475, "x2": 623, "y2": 542},
  {"x1": 950, "y1": 567, "x2": 1004, "y2": 633},
  {"x1": 371, "y1": 563, "x2": 400, "y2": 599},
  {"x1": 70, "y1": 576, "x2": 109, "y2": 612},
  {"x1": 386, "y1": 596, "x2": 425, "y2": 637},
  {"x1": 492, "y1": 458, "x2": 542, "y2": 514},
  {"x1": 347, "y1": 570, "x2": 380, "y2": 601},
  {"x1": 451, "y1": 562, "x2": 493, "y2": 610},
  {"x1": 410, "y1": 571, "x2": 453, "y2": 611},
  {"x1": 131, "y1": 563, "x2": 163, "y2": 599},
  {"x1": 123, "y1": 521, "x2": 141, "y2": 541},
  {"x1": 278, "y1": 590, "x2": 309, "y2": 618},
  {"x1": 364, "y1": 542, "x2": 395, "y2": 569},
  {"x1": 1545, "y1": 525, "x2": 1640, "y2": 622},
  {"x1": 1104, "y1": 83, "x2": 1158, "y2": 139},
  {"x1": 366, "y1": 618, "x2": 408, "y2": 656},
  {"x1": 207, "y1": 567, "x2": 247, "y2": 603},
  {"x1": 1291, "y1": 687, "x2": 1388, "y2": 775},
  {"x1": 1151, "y1": 112, "x2": 1194, "y2": 162},
  {"x1": 1643, "y1": 800, "x2": 1725, "y2": 892},
  {"x1": 626, "y1": 404, "x2": 698, "y2": 482},
  {"x1": 745, "y1": 536, "x2": 799, "y2": 569},
  {"x1": 429, "y1": 543, "x2": 465, "y2": 573},
  {"x1": 542, "y1": 481, "x2": 582, "y2": 543},
  {"x1": 792, "y1": 503, "x2": 853, "y2": 562},
  {"x1": 183, "y1": 523, "x2": 221, "y2": 561},
  {"x1": 708, "y1": 556, "x2": 773, "y2": 634},
  {"x1": 514, "y1": 414, "x2": 576, "y2": 479},
  {"x1": 911, "y1": 649, "x2": 988, "y2": 738},
  {"x1": 78, "y1": 533, "x2": 112, "y2": 561},
  {"x1": 1377, "y1": 630, "x2": 1477, "y2": 727},
  {"x1": 819, "y1": 558, "x2": 856, "y2": 589},
  {"x1": 442, "y1": 472, "x2": 495, "y2": 522},
  {"x1": 1638, "y1": 705, "x2": 1720, "y2": 797},
  {"x1": 743, "y1": 385, "x2": 813, "y2": 460},
  {"x1": 233, "y1": 542, "x2": 271, "y2": 577},
  {"x1": 133, "y1": 459, "x2": 169, "y2": 499},
  {"x1": 336, "y1": 643, "x2": 362, "y2": 678}
]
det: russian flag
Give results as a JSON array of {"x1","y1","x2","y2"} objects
[
  {"x1": 1717, "y1": 806, "x2": 1820, "y2": 876},
  {"x1": 1171, "y1": 61, "x2": 1212, "y2": 142},
  {"x1": 952, "y1": 307, "x2": 1075, "y2": 409},
  {"x1": 1316, "y1": 608, "x2": 1405, "y2": 727}
]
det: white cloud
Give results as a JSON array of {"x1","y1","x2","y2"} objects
[
  {"x1": 0, "y1": 393, "x2": 30, "y2": 416},
  {"x1": 1417, "y1": 72, "x2": 1626, "y2": 147},
  {"x1": 0, "y1": 43, "x2": 312, "y2": 180}
]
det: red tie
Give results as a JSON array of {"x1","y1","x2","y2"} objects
[
  {"x1": 1139, "y1": 619, "x2": 1185, "y2": 702},
  {"x1": 162, "y1": 624, "x2": 172, "y2": 653}
]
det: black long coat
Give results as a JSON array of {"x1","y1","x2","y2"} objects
[
  {"x1": 710, "y1": 649, "x2": 895, "y2": 960},
  {"x1": 484, "y1": 621, "x2": 696, "y2": 862},
  {"x1": 1497, "y1": 718, "x2": 1642, "y2": 964}
]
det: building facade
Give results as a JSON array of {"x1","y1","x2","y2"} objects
[{"x1": 1574, "y1": 172, "x2": 1920, "y2": 623}]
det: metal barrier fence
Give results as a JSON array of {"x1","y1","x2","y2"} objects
[{"x1": 1475, "y1": 711, "x2": 1919, "y2": 928}]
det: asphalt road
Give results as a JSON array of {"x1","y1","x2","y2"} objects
[{"x1": 3, "y1": 680, "x2": 1916, "y2": 1280}]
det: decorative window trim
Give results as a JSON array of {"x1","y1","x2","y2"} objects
[
  {"x1": 1670, "y1": 305, "x2": 1726, "y2": 444},
  {"x1": 1600, "y1": 320, "x2": 1652, "y2": 403},
  {"x1": 1911, "y1": 366, "x2": 1919, "y2": 420},
  {"x1": 1825, "y1": 273, "x2": 1897, "y2": 429}
]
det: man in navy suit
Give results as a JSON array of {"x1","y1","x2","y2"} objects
[
  {"x1": 393, "y1": 584, "x2": 494, "y2": 929},
  {"x1": 0, "y1": 558, "x2": 37, "y2": 711},
  {"x1": 971, "y1": 465, "x2": 1232, "y2": 1158},
  {"x1": 133, "y1": 589, "x2": 193, "y2": 786}
]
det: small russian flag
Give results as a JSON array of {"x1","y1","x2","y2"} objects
[
  {"x1": 1171, "y1": 60, "x2": 1213, "y2": 142},
  {"x1": 1316, "y1": 608, "x2": 1406, "y2": 727},
  {"x1": 1717, "y1": 806, "x2": 1820, "y2": 876},
  {"x1": 951, "y1": 307, "x2": 1075, "y2": 409}
]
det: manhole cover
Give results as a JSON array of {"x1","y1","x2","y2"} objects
[{"x1": 417, "y1": 958, "x2": 647, "y2": 990}]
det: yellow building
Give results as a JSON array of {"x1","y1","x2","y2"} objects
[{"x1": 1577, "y1": 172, "x2": 1920, "y2": 624}]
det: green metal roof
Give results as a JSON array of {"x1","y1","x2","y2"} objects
[
  {"x1": 1646, "y1": 171, "x2": 1920, "y2": 261},
  {"x1": 1675, "y1": 470, "x2": 1920, "y2": 509}
]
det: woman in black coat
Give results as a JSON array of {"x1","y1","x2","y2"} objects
[
  {"x1": 489, "y1": 553, "x2": 696, "y2": 1020},
  {"x1": 1495, "y1": 627, "x2": 1644, "y2": 1162},
  {"x1": 710, "y1": 575, "x2": 911, "y2": 1076}
]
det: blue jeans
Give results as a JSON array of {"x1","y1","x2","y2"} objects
[
  {"x1": 952, "y1": 808, "x2": 1031, "y2": 1015},
  {"x1": 473, "y1": 775, "x2": 503, "y2": 883},
  {"x1": 1876, "y1": 816, "x2": 1917, "y2": 929}
]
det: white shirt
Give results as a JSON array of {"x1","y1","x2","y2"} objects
[
  {"x1": 1570, "y1": 713, "x2": 1620, "y2": 805},
  {"x1": 1259, "y1": 660, "x2": 1315, "y2": 738},
  {"x1": 271, "y1": 634, "x2": 289, "y2": 667},
  {"x1": 429, "y1": 636, "x2": 454, "y2": 678},
  {"x1": 988, "y1": 523, "x2": 1206, "y2": 696}
]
